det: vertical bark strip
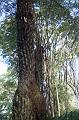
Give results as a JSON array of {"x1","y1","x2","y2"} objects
[{"x1": 12, "y1": 0, "x2": 46, "y2": 120}]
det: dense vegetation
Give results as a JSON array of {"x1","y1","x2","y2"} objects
[{"x1": 53, "y1": 110, "x2": 79, "y2": 120}]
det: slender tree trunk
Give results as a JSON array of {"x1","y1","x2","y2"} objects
[
  {"x1": 12, "y1": 0, "x2": 46, "y2": 120},
  {"x1": 55, "y1": 81, "x2": 60, "y2": 117}
]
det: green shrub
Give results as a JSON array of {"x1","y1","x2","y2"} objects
[{"x1": 53, "y1": 109, "x2": 79, "y2": 120}]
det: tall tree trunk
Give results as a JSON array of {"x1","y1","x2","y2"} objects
[{"x1": 12, "y1": 0, "x2": 46, "y2": 120}]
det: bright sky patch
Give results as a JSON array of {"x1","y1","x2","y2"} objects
[{"x1": 0, "y1": 61, "x2": 7, "y2": 75}]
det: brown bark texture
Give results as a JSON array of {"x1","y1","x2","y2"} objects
[{"x1": 12, "y1": 0, "x2": 46, "y2": 120}]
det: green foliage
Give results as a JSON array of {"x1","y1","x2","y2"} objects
[
  {"x1": 0, "y1": 17, "x2": 16, "y2": 67},
  {"x1": 0, "y1": 17, "x2": 16, "y2": 53},
  {"x1": 57, "y1": 21, "x2": 70, "y2": 33},
  {"x1": 0, "y1": 70, "x2": 17, "y2": 120},
  {"x1": 39, "y1": 0, "x2": 70, "y2": 20},
  {"x1": 53, "y1": 110, "x2": 79, "y2": 120}
]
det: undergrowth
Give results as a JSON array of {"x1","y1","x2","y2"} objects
[{"x1": 53, "y1": 109, "x2": 79, "y2": 120}]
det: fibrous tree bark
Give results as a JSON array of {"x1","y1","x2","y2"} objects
[{"x1": 12, "y1": 0, "x2": 46, "y2": 120}]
